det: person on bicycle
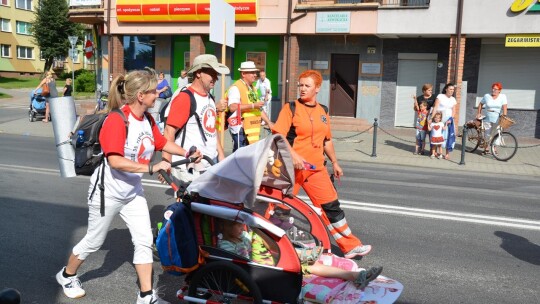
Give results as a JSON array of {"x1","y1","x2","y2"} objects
[{"x1": 476, "y1": 82, "x2": 508, "y2": 154}]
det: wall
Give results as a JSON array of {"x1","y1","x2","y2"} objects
[{"x1": 462, "y1": 0, "x2": 540, "y2": 34}]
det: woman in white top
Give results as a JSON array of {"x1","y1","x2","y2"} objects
[
  {"x1": 476, "y1": 82, "x2": 508, "y2": 153},
  {"x1": 432, "y1": 83, "x2": 457, "y2": 160}
]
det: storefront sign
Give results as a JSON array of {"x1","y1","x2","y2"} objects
[
  {"x1": 69, "y1": 0, "x2": 101, "y2": 6},
  {"x1": 505, "y1": 34, "x2": 540, "y2": 47},
  {"x1": 315, "y1": 12, "x2": 350, "y2": 33},
  {"x1": 360, "y1": 62, "x2": 382, "y2": 76},
  {"x1": 313, "y1": 61, "x2": 328, "y2": 70},
  {"x1": 116, "y1": 0, "x2": 258, "y2": 23}
]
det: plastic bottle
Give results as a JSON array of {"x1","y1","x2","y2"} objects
[
  {"x1": 303, "y1": 161, "x2": 316, "y2": 171},
  {"x1": 76, "y1": 130, "x2": 85, "y2": 148}
]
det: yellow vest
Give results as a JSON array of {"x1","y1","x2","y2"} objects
[{"x1": 230, "y1": 79, "x2": 261, "y2": 144}]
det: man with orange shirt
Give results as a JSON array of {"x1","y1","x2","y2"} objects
[{"x1": 272, "y1": 70, "x2": 371, "y2": 259}]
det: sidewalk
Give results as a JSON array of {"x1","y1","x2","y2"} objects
[{"x1": 1, "y1": 88, "x2": 539, "y2": 177}]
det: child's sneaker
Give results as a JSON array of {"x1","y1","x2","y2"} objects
[
  {"x1": 136, "y1": 290, "x2": 170, "y2": 304},
  {"x1": 438, "y1": 154, "x2": 443, "y2": 159},
  {"x1": 56, "y1": 267, "x2": 85, "y2": 299},
  {"x1": 430, "y1": 154, "x2": 435, "y2": 159},
  {"x1": 344, "y1": 245, "x2": 372, "y2": 259}
]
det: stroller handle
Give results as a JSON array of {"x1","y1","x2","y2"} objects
[{"x1": 157, "y1": 155, "x2": 215, "y2": 193}]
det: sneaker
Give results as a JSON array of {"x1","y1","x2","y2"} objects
[
  {"x1": 344, "y1": 245, "x2": 372, "y2": 259},
  {"x1": 438, "y1": 154, "x2": 443, "y2": 159},
  {"x1": 430, "y1": 154, "x2": 435, "y2": 159},
  {"x1": 56, "y1": 267, "x2": 85, "y2": 299},
  {"x1": 137, "y1": 289, "x2": 170, "y2": 304}
]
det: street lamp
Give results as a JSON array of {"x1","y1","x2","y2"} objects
[{"x1": 68, "y1": 36, "x2": 78, "y2": 95}]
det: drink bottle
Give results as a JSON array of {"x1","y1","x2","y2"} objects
[
  {"x1": 76, "y1": 130, "x2": 85, "y2": 148},
  {"x1": 303, "y1": 161, "x2": 316, "y2": 171}
]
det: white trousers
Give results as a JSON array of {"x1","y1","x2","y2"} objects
[{"x1": 72, "y1": 193, "x2": 153, "y2": 264}]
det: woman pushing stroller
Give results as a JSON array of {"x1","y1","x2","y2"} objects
[{"x1": 55, "y1": 68, "x2": 202, "y2": 304}]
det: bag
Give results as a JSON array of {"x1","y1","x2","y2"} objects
[
  {"x1": 162, "y1": 86, "x2": 172, "y2": 99},
  {"x1": 159, "y1": 89, "x2": 208, "y2": 146},
  {"x1": 41, "y1": 82, "x2": 50, "y2": 97},
  {"x1": 156, "y1": 202, "x2": 204, "y2": 275}
]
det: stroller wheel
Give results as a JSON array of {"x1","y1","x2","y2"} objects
[
  {"x1": 187, "y1": 261, "x2": 262, "y2": 303},
  {"x1": 28, "y1": 110, "x2": 35, "y2": 122}
]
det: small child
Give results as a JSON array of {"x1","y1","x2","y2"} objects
[
  {"x1": 428, "y1": 112, "x2": 446, "y2": 159},
  {"x1": 63, "y1": 78, "x2": 73, "y2": 97},
  {"x1": 414, "y1": 100, "x2": 428, "y2": 155},
  {"x1": 217, "y1": 219, "x2": 383, "y2": 288}
]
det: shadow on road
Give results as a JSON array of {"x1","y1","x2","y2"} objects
[{"x1": 494, "y1": 231, "x2": 540, "y2": 266}]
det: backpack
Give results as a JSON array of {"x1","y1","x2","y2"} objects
[
  {"x1": 155, "y1": 202, "x2": 204, "y2": 275},
  {"x1": 159, "y1": 89, "x2": 208, "y2": 147},
  {"x1": 286, "y1": 100, "x2": 329, "y2": 146},
  {"x1": 70, "y1": 109, "x2": 152, "y2": 216}
]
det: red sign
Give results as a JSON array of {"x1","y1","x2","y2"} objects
[{"x1": 85, "y1": 40, "x2": 93, "y2": 59}]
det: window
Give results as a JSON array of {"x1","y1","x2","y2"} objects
[
  {"x1": 16, "y1": 21, "x2": 31, "y2": 35},
  {"x1": 1, "y1": 44, "x2": 11, "y2": 57},
  {"x1": 17, "y1": 46, "x2": 33, "y2": 59},
  {"x1": 1, "y1": 18, "x2": 10, "y2": 32},
  {"x1": 123, "y1": 35, "x2": 155, "y2": 71},
  {"x1": 16, "y1": 0, "x2": 31, "y2": 10},
  {"x1": 1, "y1": 0, "x2": 9, "y2": 7}
]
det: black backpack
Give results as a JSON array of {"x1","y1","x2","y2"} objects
[
  {"x1": 160, "y1": 89, "x2": 208, "y2": 146},
  {"x1": 70, "y1": 109, "x2": 152, "y2": 216},
  {"x1": 286, "y1": 99, "x2": 329, "y2": 146}
]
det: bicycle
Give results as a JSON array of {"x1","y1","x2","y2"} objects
[
  {"x1": 463, "y1": 115, "x2": 518, "y2": 161},
  {"x1": 94, "y1": 90, "x2": 108, "y2": 113}
]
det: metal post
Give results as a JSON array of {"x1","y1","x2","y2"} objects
[
  {"x1": 371, "y1": 118, "x2": 378, "y2": 157},
  {"x1": 68, "y1": 36, "x2": 78, "y2": 95},
  {"x1": 459, "y1": 124, "x2": 467, "y2": 165}
]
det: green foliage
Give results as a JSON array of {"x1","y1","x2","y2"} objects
[
  {"x1": 0, "y1": 77, "x2": 41, "y2": 89},
  {"x1": 31, "y1": 0, "x2": 85, "y2": 75},
  {"x1": 75, "y1": 71, "x2": 96, "y2": 93},
  {"x1": 58, "y1": 69, "x2": 93, "y2": 80}
]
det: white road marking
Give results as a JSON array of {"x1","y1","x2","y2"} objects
[{"x1": 2, "y1": 163, "x2": 539, "y2": 231}]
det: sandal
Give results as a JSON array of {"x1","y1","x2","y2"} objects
[
  {"x1": 482, "y1": 150, "x2": 491, "y2": 155},
  {"x1": 354, "y1": 266, "x2": 383, "y2": 289},
  {"x1": 298, "y1": 246, "x2": 323, "y2": 265}
]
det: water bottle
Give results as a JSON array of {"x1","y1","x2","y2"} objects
[
  {"x1": 303, "y1": 161, "x2": 316, "y2": 171},
  {"x1": 76, "y1": 130, "x2": 85, "y2": 148}
]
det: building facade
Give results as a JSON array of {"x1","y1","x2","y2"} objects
[
  {"x1": 0, "y1": 0, "x2": 85, "y2": 76},
  {"x1": 69, "y1": 0, "x2": 540, "y2": 137}
]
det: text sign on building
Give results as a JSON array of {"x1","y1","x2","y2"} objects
[
  {"x1": 116, "y1": 0, "x2": 257, "y2": 23},
  {"x1": 505, "y1": 34, "x2": 540, "y2": 47},
  {"x1": 315, "y1": 12, "x2": 351, "y2": 33}
]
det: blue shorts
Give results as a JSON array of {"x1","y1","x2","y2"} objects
[{"x1": 416, "y1": 129, "x2": 426, "y2": 141}]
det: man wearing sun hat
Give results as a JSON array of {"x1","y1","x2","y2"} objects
[
  {"x1": 162, "y1": 54, "x2": 230, "y2": 183},
  {"x1": 226, "y1": 61, "x2": 273, "y2": 152}
]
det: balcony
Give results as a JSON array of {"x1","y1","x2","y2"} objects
[
  {"x1": 68, "y1": 1, "x2": 106, "y2": 25},
  {"x1": 296, "y1": 0, "x2": 430, "y2": 11}
]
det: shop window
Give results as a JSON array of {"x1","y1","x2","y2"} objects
[
  {"x1": 1, "y1": 44, "x2": 11, "y2": 58},
  {"x1": 17, "y1": 46, "x2": 33, "y2": 59},
  {"x1": 123, "y1": 35, "x2": 155, "y2": 72},
  {"x1": 15, "y1": 0, "x2": 31, "y2": 10},
  {"x1": 1, "y1": 18, "x2": 11, "y2": 32},
  {"x1": 16, "y1": 21, "x2": 31, "y2": 35}
]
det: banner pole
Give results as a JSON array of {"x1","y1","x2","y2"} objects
[{"x1": 219, "y1": 20, "x2": 227, "y2": 147}]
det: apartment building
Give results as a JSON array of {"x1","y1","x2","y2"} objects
[
  {"x1": 0, "y1": 0, "x2": 85, "y2": 76},
  {"x1": 69, "y1": 0, "x2": 540, "y2": 137}
]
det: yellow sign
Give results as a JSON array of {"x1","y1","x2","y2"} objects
[{"x1": 505, "y1": 34, "x2": 540, "y2": 47}]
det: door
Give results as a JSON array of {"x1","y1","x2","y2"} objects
[
  {"x1": 330, "y1": 54, "x2": 359, "y2": 117},
  {"x1": 395, "y1": 57, "x2": 437, "y2": 127}
]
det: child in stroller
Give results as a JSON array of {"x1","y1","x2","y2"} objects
[
  {"x1": 218, "y1": 219, "x2": 383, "y2": 289},
  {"x1": 28, "y1": 89, "x2": 48, "y2": 122}
]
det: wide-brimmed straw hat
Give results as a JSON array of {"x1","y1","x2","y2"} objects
[
  {"x1": 238, "y1": 61, "x2": 259, "y2": 72},
  {"x1": 187, "y1": 54, "x2": 230, "y2": 75}
]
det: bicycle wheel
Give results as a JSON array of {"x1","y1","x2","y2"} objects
[
  {"x1": 187, "y1": 261, "x2": 262, "y2": 304},
  {"x1": 491, "y1": 132, "x2": 518, "y2": 161},
  {"x1": 464, "y1": 127, "x2": 481, "y2": 153}
]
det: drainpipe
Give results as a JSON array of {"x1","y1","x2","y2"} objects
[
  {"x1": 453, "y1": 0, "x2": 464, "y2": 85},
  {"x1": 107, "y1": 0, "x2": 113, "y2": 87},
  {"x1": 284, "y1": 1, "x2": 307, "y2": 103}
]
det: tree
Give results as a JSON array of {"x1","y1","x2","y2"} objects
[{"x1": 31, "y1": 0, "x2": 83, "y2": 76}]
